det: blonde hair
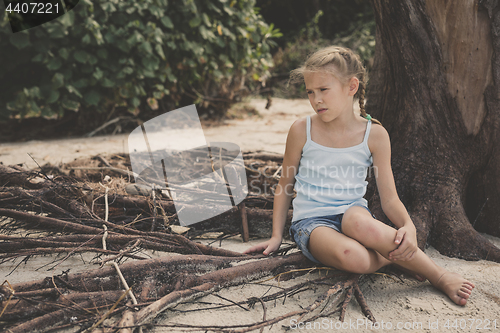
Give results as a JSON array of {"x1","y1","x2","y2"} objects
[{"x1": 290, "y1": 46, "x2": 381, "y2": 125}]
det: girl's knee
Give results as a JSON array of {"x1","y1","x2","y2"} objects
[
  {"x1": 342, "y1": 208, "x2": 371, "y2": 234},
  {"x1": 336, "y1": 248, "x2": 373, "y2": 274},
  {"x1": 308, "y1": 224, "x2": 378, "y2": 274},
  {"x1": 342, "y1": 209, "x2": 382, "y2": 246},
  {"x1": 310, "y1": 239, "x2": 368, "y2": 273}
]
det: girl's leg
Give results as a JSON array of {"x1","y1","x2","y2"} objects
[
  {"x1": 308, "y1": 226, "x2": 391, "y2": 274},
  {"x1": 341, "y1": 206, "x2": 474, "y2": 306}
]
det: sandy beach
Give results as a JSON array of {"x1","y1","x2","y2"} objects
[{"x1": 0, "y1": 98, "x2": 499, "y2": 332}]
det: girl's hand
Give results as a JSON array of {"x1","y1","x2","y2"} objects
[
  {"x1": 388, "y1": 224, "x2": 417, "y2": 261},
  {"x1": 243, "y1": 237, "x2": 282, "y2": 256}
]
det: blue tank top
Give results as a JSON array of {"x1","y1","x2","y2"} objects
[{"x1": 292, "y1": 116, "x2": 373, "y2": 222}]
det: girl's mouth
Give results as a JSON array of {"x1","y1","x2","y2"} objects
[{"x1": 317, "y1": 108, "x2": 327, "y2": 114}]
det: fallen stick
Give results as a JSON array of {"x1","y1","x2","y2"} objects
[
  {"x1": 0, "y1": 247, "x2": 146, "y2": 260},
  {"x1": 240, "y1": 203, "x2": 249, "y2": 242},
  {"x1": 132, "y1": 253, "x2": 309, "y2": 326},
  {"x1": 3, "y1": 291, "x2": 125, "y2": 333},
  {"x1": 9, "y1": 254, "x2": 249, "y2": 293},
  {"x1": 0, "y1": 208, "x2": 104, "y2": 234},
  {"x1": 0, "y1": 208, "x2": 246, "y2": 257},
  {"x1": 0, "y1": 231, "x2": 248, "y2": 258},
  {"x1": 0, "y1": 290, "x2": 123, "y2": 323}
]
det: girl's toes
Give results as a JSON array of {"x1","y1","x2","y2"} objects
[
  {"x1": 435, "y1": 272, "x2": 473, "y2": 306},
  {"x1": 458, "y1": 289, "x2": 470, "y2": 299},
  {"x1": 461, "y1": 286, "x2": 472, "y2": 295},
  {"x1": 465, "y1": 282, "x2": 475, "y2": 290}
]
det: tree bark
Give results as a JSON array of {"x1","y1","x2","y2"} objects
[{"x1": 367, "y1": 0, "x2": 500, "y2": 261}]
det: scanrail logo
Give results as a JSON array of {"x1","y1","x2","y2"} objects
[
  {"x1": 128, "y1": 104, "x2": 248, "y2": 226},
  {"x1": 3, "y1": 0, "x2": 79, "y2": 32}
]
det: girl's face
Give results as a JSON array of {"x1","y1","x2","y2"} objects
[{"x1": 304, "y1": 71, "x2": 357, "y2": 122}]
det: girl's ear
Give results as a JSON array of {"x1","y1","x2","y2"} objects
[{"x1": 348, "y1": 77, "x2": 359, "y2": 96}]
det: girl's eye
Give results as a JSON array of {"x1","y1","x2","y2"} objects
[
  {"x1": 320, "y1": 88, "x2": 327, "y2": 91},
  {"x1": 306, "y1": 91, "x2": 313, "y2": 94}
]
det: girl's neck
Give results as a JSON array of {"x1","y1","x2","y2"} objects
[{"x1": 318, "y1": 104, "x2": 359, "y2": 134}]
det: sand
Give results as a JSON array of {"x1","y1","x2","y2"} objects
[{"x1": 0, "y1": 98, "x2": 499, "y2": 332}]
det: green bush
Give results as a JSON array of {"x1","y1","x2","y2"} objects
[
  {"x1": 269, "y1": 9, "x2": 376, "y2": 99},
  {"x1": 0, "y1": 0, "x2": 281, "y2": 120},
  {"x1": 256, "y1": 0, "x2": 374, "y2": 46}
]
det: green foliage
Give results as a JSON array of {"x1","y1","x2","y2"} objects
[
  {"x1": 0, "y1": 0, "x2": 281, "y2": 119},
  {"x1": 256, "y1": 0, "x2": 373, "y2": 46},
  {"x1": 267, "y1": 6, "x2": 376, "y2": 99}
]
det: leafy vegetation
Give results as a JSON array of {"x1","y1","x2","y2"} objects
[
  {"x1": 256, "y1": 0, "x2": 376, "y2": 98},
  {"x1": 0, "y1": 0, "x2": 281, "y2": 120}
]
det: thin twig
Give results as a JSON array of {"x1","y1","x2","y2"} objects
[
  {"x1": 83, "y1": 287, "x2": 131, "y2": 332},
  {"x1": 110, "y1": 262, "x2": 138, "y2": 306}
]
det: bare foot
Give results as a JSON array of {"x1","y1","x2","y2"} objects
[{"x1": 434, "y1": 272, "x2": 475, "y2": 306}]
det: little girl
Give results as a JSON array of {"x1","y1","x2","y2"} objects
[{"x1": 244, "y1": 46, "x2": 474, "y2": 306}]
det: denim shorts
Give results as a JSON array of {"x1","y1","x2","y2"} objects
[{"x1": 289, "y1": 206, "x2": 374, "y2": 263}]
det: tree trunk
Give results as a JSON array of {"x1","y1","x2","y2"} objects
[{"x1": 367, "y1": 0, "x2": 500, "y2": 261}]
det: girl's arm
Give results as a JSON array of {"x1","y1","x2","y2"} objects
[
  {"x1": 243, "y1": 119, "x2": 305, "y2": 255},
  {"x1": 369, "y1": 124, "x2": 418, "y2": 261}
]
